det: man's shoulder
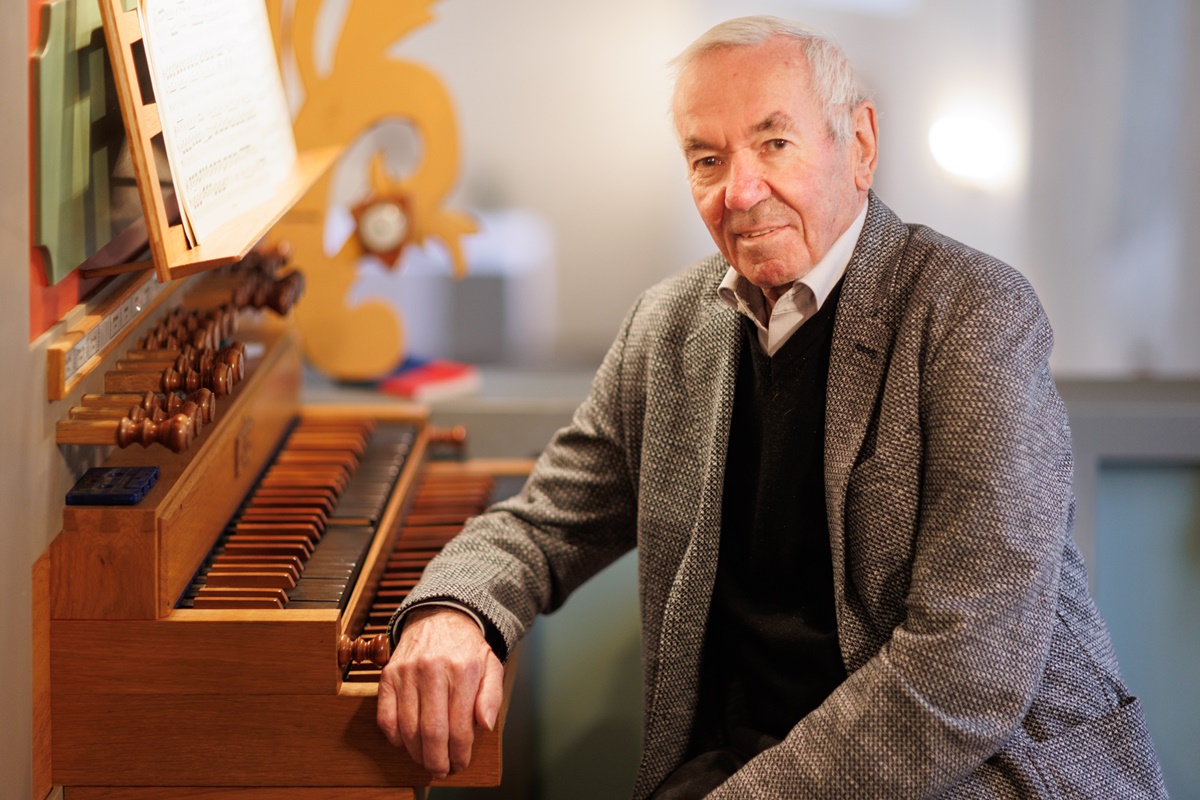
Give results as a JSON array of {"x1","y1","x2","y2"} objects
[
  {"x1": 910, "y1": 229, "x2": 1048, "y2": 338},
  {"x1": 859, "y1": 195, "x2": 1036, "y2": 304},
  {"x1": 857, "y1": 209, "x2": 1041, "y2": 325},
  {"x1": 644, "y1": 253, "x2": 729, "y2": 302},
  {"x1": 864, "y1": 219, "x2": 1052, "y2": 353},
  {"x1": 902, "y1": 223, "x2": 1031, "y2": 296},
  {"x1": 627, "y1": 253, "x2": 730, "y2": 327}
]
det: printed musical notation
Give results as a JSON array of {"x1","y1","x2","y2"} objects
[{"x1": 139, "y1": 0, "x2": 297, "y2": 245}]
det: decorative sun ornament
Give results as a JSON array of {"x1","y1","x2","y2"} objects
[
  {"x1": 266, "y1": 0, "x2": 476, "y2": 380},
  {"x1": 351, "y1": 155, "x2": 413, "y2": 269}
]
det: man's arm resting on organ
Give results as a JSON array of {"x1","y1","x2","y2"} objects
[
  {"x1": 376, "y1": 605, "x2": 504, "y2": 779},
  {"x1": 385, "y1": 294, "x2": 647, "y2": 662}
]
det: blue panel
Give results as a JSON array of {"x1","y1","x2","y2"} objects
[{"x1": 1095, "y1": 464, "x2": 1200, "y2": 800}]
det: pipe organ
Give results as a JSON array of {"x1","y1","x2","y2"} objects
[{"x1": 33, "y1": 3, "x2": 520, "y2": 795}]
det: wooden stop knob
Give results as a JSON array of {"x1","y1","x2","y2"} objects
[
  {"x1": 429, "y1": 425, "x2": 468, "y2": 447},
  {"x1": 337, "y1": 633, "x2": 391, "y2": 670}
]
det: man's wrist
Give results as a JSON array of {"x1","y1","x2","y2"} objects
[{"x1": 390, "y1": 600, "x2": 487, "y2": 643}]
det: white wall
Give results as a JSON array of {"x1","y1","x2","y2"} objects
[
  {"x1": 1029, "y1": 0, "x2": 1200, "y2": 376},
  {"x1": 393, "y1": 0, "x2": 1037, "y2": 365},
  {"x1": 389, "y1": 0, "x2": 1199, "y2": 375}
]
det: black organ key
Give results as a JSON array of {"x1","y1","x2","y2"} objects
[{"x1": 179, "y1": 419, "x2": 416, "y2": 610}]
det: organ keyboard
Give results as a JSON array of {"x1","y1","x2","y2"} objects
[{"x1": 45, "y1": 274, "x2": 525, "y2": 798}]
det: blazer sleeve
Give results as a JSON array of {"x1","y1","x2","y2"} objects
[
  {"x1": 710, "y1": 277, "x2": 1076, "y2": 798},
  {"x1": 390, "y1": 294, "x2": 647, "y2": 660}
]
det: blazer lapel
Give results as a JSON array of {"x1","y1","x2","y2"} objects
[
  {"x1": 676, "y1": 282, "x2": 740, "y2": 601},
  {"x1": 640, "y1": 274, "x2": 741, "y2": 785},
  {"x1": 825, "y1": 195, "x2": 912, "y2": 608}
]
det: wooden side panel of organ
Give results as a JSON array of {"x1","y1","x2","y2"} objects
[{"x1": 50, "y1": 256, "x2": 307, "y2": 622}]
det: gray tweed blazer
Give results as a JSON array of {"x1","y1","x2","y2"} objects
[{"x1": 396, "y1": 195, "x2": 1167, "y2": 799}]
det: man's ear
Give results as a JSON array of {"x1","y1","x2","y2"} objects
[{"x1": 851, "y1": 101, "x2": 879, "y2": 191}]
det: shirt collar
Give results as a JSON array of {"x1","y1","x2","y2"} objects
[{"x1": 717, "y1": 201, "x2": 868, "y2": 317}]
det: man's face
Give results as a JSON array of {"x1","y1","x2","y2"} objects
[{"x1": 673, "y1": 37, "x2": 877, "y2": 297}]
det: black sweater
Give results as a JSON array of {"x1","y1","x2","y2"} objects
[{"x1": 693, "y1": 281, "x2": 848, "y2": 754}]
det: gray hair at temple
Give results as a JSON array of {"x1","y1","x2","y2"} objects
[{"x1": 669, "y1": 16, "x2": 870, "y2": 145}]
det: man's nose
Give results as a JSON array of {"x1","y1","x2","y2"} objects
[{"x1": 724, "y1": 153, "x2": 770, "y2": 211}]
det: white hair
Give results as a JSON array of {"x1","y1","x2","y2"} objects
[{"x1": 669, "y1": 16, "x2": 869, "y2": 143}]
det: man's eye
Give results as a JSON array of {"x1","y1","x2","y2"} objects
[
  {"x1": 766, "y1": 139, "x2": 789, "y2": 151},
  {"x1": 693, "y1": 156, "x2": 720, "y2": 170}
]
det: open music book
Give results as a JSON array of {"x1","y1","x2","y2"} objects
[{"x1": 139, "y1": 0, "x2": 296, "y2": 246}]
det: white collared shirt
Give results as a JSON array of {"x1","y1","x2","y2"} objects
[{"x1": 717, "y1": 203, "x2": 868, "y2": 356}]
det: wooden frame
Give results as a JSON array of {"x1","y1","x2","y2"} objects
[{"x1": 98, "y1": 0, "x2": 339, "y2": 283}]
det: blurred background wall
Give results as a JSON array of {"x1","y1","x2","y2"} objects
[{"x1": 365, "y1": 0, "x2": 1200, "y2": 376}]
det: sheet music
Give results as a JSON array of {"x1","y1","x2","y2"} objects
[{"x1": 140, "y1": 0, "x2": 297, "y2": 245}]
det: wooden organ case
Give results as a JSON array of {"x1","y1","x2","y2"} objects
[
  {"x1": 36, "y1": 3, "x2": 520, "y2": 798},
  {"x1": 44, "y1": 262, "x2": 520, "y2": 800}
]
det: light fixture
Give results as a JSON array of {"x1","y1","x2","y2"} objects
[{"x1": 928, "y1": 110, "x2": 1020, "y2": 190}]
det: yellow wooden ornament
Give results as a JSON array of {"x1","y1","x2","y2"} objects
[{"x1": 267, "y1": 0, "x2": 476, "y2": 380}]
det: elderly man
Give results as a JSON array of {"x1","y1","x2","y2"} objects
[{"x1": 376, "y1": 16, "x2": 1166, "y2": 799}]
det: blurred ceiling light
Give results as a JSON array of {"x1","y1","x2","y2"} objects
[{"x1": 928, "y1": 110, "x2": 1020, "y2": 190}]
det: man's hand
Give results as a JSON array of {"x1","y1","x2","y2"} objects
[{"x1": 376, "y1": 606, "x2": 504, "y2": 778}]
